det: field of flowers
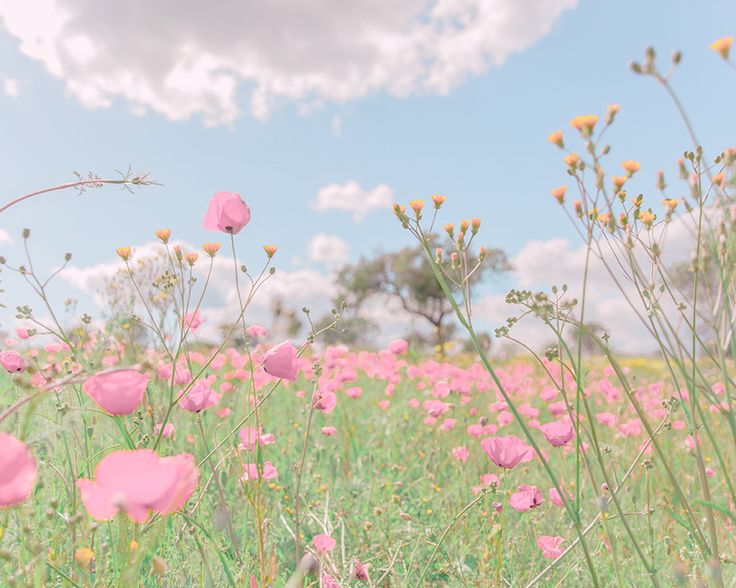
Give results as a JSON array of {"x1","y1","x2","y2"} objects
[{"x1": 1, "y1": 38, "x2": 736, "y2": 588}]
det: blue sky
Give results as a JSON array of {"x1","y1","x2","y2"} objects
[{"x1": 0, "y1": 0, "x2": 734, "y2": 349}]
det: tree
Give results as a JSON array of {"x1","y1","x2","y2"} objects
[{"x1": 333, "y1": 241, "x2": 508, "y2": 349}]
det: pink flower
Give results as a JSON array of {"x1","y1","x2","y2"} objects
[
  {"x1": 480, "y1": 435, "x2": 533, "y2": 469},
  {"x1": 346, "y1": 386, "x2": 362, "y2": 398},
  {"x1": 313, "y1": 390, "x2": 337, "y2": 414},
  {"x1": 15, "y1": 328, "x2": 30, "y2": 339},
  {"x1": 262, "y1": 340, "x2": 298, "y2": 381},
  {"x1": 179, "y1": 378, "x2": 221, "y2": 412},
  {"x1": 539, "y1": 419, "x2": 575, "y2": 447},
  {"x1": 203, "y1": 192, "x2": 251, "y2": 234},
  {"x1": 182, "y1": 311, "x2": 205, "y2": 332},
  {"x1": 321, "y1": 573, "x2": 341, "y2": 588},
  {"x1": 312, "y1": 534, "x2": 336, "y2": 554},
  {"x1": 509, "y1": 485, "x2": 543, "y2": 512},
  {"x1": 77, "y1": 450, "x2": 198, "y2": 522},
  {"x1": 155, "y1": 423, "x2": 175, "y2": 439},
  {"x1": 387, "y1": 339, "x2": 408, "y2": 355},
  {"x1": 238, "y1": 427, "x2": 275, "y2": 451},
  {"x1": 0, "y1": 433, "x2": 37, "y2": 507},
  {"x1": 538, "y1": 535, "x2": 565, "y2": 559},
  {"x1": 0, "y1": 350, "x2": 25, "y2": 373},
  {"x1": 246, "y1": 324, "x2": 267, "y2": 338},
  {"x1": 321, "y1": 426, "x2": 337, "y2": 437},
  {"x1": 82, "y1": 369, "x2": 150, "y2": 416},
  {"x1": 549, "y1": 487, "x2": 572, "y2": 508},
  {"x1": 451, "y1": 446, "x2": 469, "y2": 463},
  {"x1": 353, "y1": 558, "x2": 370, "y2": 581},
  {"x1": 241, "y1": 461, "x2": 278, "y2": 482}
]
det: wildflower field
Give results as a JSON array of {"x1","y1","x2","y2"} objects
[{"x1": 1, "y1": 14, "x2": 736, "y2": 588}]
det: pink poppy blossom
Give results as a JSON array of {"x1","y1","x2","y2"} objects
[
  {"x1": 539, "y1": 419, "x2": 575, "y2": 447},
  {"x1": 387, "y1": 339, "x2": 408, "y2": 355},
  {"x1": 346, "y1": 386, "x2": 362, "y2": 398},
  {"x1": 538, "y1": 535, "x2": 565, "y2": 559},
  {"x1": 246, "y1": 324, "x2": 268, "y2": 338},
  {"x1": 15, "y1": 328, "x2": 30, "y2": 339},
  {"x1": 480, "y1": 435, "x2": 533, "y2": 469},
  {"x1": 0, "y1": 350, "x2": 25, "y2": 373},
  {"x1": 313, "y1": 390, "x2": 337, "y2": 413},
  {"x1": 238, "y1": 428, "x2": 275, "y2": 451},
  {"x1": 509, "y1": 485, "x2": 543, "y2": 512},
  {"x1": 82, "y1": 369, "x2": 150, "y2": 416},
  {"x1": 182, "y1": 311, "x2": 205, "y2": 332},
  {"x1": 179, "y1": 378, "x2": 221, "y2": 412},
  {"x1": 241, "y1": 461, "x2": 278, "y2": 481},
  {"x1": 321, "y1": 426, "x2": 337, "y2": 436},
  {"x1": 312, "y1": 534, "x2": 336, "y2": 554},
  {"x1": 262, "y1": 340, "x2": 298, "y2": 381},
  {"x1": 155, "y1": 423, "x2": 175, "y2": 439},
  {"x1": 0, "y1": 433, "x2": 37, "y2": 507},
  {"x1": 321, "y1": 573, "x2": 341, "y2": 588},
  {"x1": 203, "y1": 192, "x2": 251, "y2": 234},
  {"x1": 451, "y1": 446, "x2": 469, "y2": 463},
  {"x1": 77, "y1": 450, "x2": 198, "y2": 522}
]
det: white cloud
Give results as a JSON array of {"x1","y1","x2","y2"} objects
[
  {"x1": 330, "y1": 114, "x2": 342, "y2": 138},
  {"x1": 0, "y1": 0, "x2": 576, "y2": 125},
  {"x1": 0, "y1": 228, "x2": 15, "y2": 245},
  {"x1": 308, "y1": 233, "x2": 349, "y2": 269},
  {"x1": 314, "y1": 180, "x2": 393, "y2": 221},
  {"x1": 3, "y1": 77, "x2": 19, "y2": 97}
]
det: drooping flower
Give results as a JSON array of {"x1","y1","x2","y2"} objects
[
  {"x1": 203, "y1": 192, "x2": 251, "y2": 234},
  {"x1": 0, "y1": 433, "x2": 37, "y2": 507},
  {"x1": 538, "y1": 535, "x2": 566, "y2": 559},
  {"x1": 539, "y1": 419, "x2": 575, "y2": 447},
  {"x1": 77, "y1": 450, "x2": 198, "y2": 522},
  {"x1": 509, "y1": 485, "x2": 543, "y2": 512},
  {"x1": 262, "y1": 340, "x2": 298, "y2": 381},
  {"x1": 0, "y1": 350, "x2": 25, "y2": 373},
  {"x1": 312, "y1": 534, "x2": 337, "y2": 554},
  {"x1": 480, "y1": 435, "x2": 533, "y2": 469},
  {"x1": 82, "y1": 369, "x2": 150, "y2": 416}
]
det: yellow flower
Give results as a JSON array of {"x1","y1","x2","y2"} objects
[
  {"x1": 184, "y1": 252, "x2": 199, "y2": 266},
  {"x1": 155, "y1": 228, "x2": 171, "y2": 243},
  {"x1": 663, "y1": 198, "x2": 679, "y2": 211},
  {"x1": 116, "y1": 246, "x2": 132, "y2": 262},
  {"x1": 263, "y1": 245, "x2": 278, "y2": 258},
  {"x1": 431, "y1": 194, "x2": 447, "y2": 208},
  {"x1": 202, "y1": 242, "x2": 221, "y2": 257},
  {"x1": 710, "y1": 36, "x2": 733, "y2": 59},
  {"x1": 551, "y1": 186, "x2": 567, "y2": 204},
  {"x1": 547, "y1": 130, "x2": 564, "y2": 148},
  {"x1": 621, "y1": 160, "x2": 641, "y2": 175},
  {"x1": 74, "y1": 547, "x2": 94, "y2": 566},
  {"x1": 563, "y1": 153, "x2": 580, "y2": 168},
  {"x1": 611, "y1": 176, "x2": 628, "y2": 191},
  {"x1": 639, "y1": 210, "x2": 656, "y2": 227},
  {"x1": 570, "y1": 114, "x2": 598, "y2": 136},
  {"x1": 410, "y1": 199, "x2": 425, "y2": 215}
]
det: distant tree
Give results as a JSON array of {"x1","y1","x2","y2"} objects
[{"x1": 333, "y1": 242, "x2": 508, "y2": 349}]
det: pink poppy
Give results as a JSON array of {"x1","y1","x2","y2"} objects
[
  {"x1": 451, "y1": 446, "x2": 469, "y2": 463},
  {"x1": 387, "y1": 339, "x2": 408, "y2": 355},
  {"x1": 539, "y1": 419, "x2": 575, "y2": 447},
  {"x1": 77, "y1": 450, "x2": 198, "y2": 522},
  {"x1": 480, "y1": 435, "x2": 533, "y2": 469},
  {"x1": 179, "y1": 378, "x2": 221, "y2": 412},
  {"x1": 312, "y1": 534, "x2": 336, "y2": 554},
  {"x1": 353, "y1": 559, "x2": 370, "y2": 581},
  {"x1": 313, "y1": 390, "x2": 337, "y2": 414},
  {"x1": 182, "y1": 311, "x2": 205, "y2": 332},
  {"x1": 0, "y1": 350, "x2": 25, "y2": 373},
  {"x1": 262, "y1": 340, "x2": 298, "y2": 381},
  {"x1": 155, "y1": 423, "x2": 175, "y2": 439},
  {"x1": 82, "y1": 369, "x2": 150, "y2": 416},
  {"x1": 538, "y1": 535, "x2": 565, "y2": 559},
  {"x1": 15, "y1": 328, "x2": 30, "y2": 339},
  {"x1": 203, "y1": 192, "x2": 251, "y2": 234},
  {"x1": 0, "y1": 433, "x2": 37, "y2": 507},
  {"x1": 509, "y1": 485, "x2": 543, "y2": 512},
  {"x1": 246, "y1": 324, "x2": 268, "y2": 338},
  {"x1": 321, "y1": 426, "x2": 337, "y2": 437},
  {"x1": 241, "y1": 461, "x2": 278, "y2": 482},
  {"x1": 238, "y1": 427, "x2": 275, "y2": 451}
]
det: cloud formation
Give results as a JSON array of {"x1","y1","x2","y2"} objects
[
  {"x1": 308, "y1": 233, "x2": 350, "y2": 269},
  {"x1": 0, "y1": 0, "x2": 576, "y2": 125},
  {"x1": 314, "y1": 180, "x2": 393, "y2": 221}
]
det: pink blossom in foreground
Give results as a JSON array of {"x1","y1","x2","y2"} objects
[
  {"x1": 203, "y1": 191, "x2": 251, "y2": 234},
  {"x1": 77, "y1": 450, "x2": 198, "y2": 522},
  {"x1": 82, "y1": 369, "x2": 150, "y2": 416},
  {"x1": 0, "y1": 433, "x2": 37, "y2": 507},
  {"x1": 509, "y1": 485, "x2": 543, "y2": 512},
  {"x1": 241, "y1": 461, "x2": 278, "y2": 482},
  {"x1": 262, "y1": 340, "x2": 298, "y2": 381},
  {"x1": 538, "y1": 535, "x2": 565, "y2": 558},
  {"x1": 0, "y1": 350, "x2": 25, "y2": 373},
  {"x1": 312, "y1": 534, "x2": 337, "y2": 554},
  {"x1": 539, "y1": 419, "x2": 575, "y2": 447},
  {"x1": 480, "y1": 435, "x2": 533, "y2": 469},
  {"x1": 353, "y1": 558, "x2": 370, "y2": 581}
]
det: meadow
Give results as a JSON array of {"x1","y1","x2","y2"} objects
[{"x1": 1, "y1": 39, "x2": 736, "y2": 588}]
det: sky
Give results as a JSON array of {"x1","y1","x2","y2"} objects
[{"x1": 0, "y1": 0, "x2": 734, "y2": 352}]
